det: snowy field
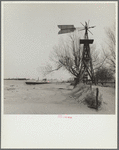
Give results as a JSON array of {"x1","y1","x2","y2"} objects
[{"x1": 3, "y1": 80, "x2": 115, "y2": 114}]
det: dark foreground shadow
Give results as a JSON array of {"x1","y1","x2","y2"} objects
[{"x1": 58, "y1": 88, "x2": 72, "y2": 90}]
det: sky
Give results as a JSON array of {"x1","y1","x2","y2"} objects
[{"x1": 2, "y1": 1, "x2": 117, "y2": 80}]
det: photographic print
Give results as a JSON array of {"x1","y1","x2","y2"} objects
[
  {"x1": 1, "y1": 1, "x2": 118, "y2": 149},
  {"x1": 3, "y1": 1, "x2": 117, "y2": 114}
]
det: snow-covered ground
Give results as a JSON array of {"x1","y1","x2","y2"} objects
[{"x1": 3, "y1": 80, "x2": 115, "y2": 114}]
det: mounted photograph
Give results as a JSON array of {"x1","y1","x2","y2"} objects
[{"x1": 2, "y1": 2, "x2": 117, "y2": 114}]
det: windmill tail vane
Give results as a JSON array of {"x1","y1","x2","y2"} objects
[{"x1": 58, "y1": 25, "x2": 76, "y2": 34}]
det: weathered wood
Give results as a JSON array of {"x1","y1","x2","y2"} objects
[
  {"x1": 96, "y1": 88, "x2": 99, "y2": 110},
  {"x1": 80, "y1": 39, "x2": 94, "y2": 44}
]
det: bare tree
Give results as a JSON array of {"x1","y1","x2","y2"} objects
[
  {"x1": 90, "y1": 45, "x2": 103, "y2": 71},
  {"x1": 43, "y1": 33, "x2": 103, "y2": 87},
  {"x1": 49, "y1": 34, "x2": 82, "y2": 86},
  {"x1": 103, "y1": 25, "x2": 116, "y2": 72}
]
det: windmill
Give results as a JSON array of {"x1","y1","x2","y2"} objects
[
  {"x1": 57, "y1": 21, "x2": 96, "y2": 83},
  {"x1": 79, "y1": 21, "x2": 95, "y2": 83}
]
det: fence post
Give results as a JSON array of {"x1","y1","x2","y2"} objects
[{"x1": 96, "y1": 88, "x2": 99, "y2": 110}]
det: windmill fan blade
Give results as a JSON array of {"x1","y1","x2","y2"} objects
[
  {"x1": 89, "y1": 26, "x2": 96, "y2": 29},
  {"x1": 88, "y1": 29, "x2": 93, "y2": 35},
  {"x1": 80, "y1": 22, "x2": 85, "y2": 27},
  {"x1": 85, "y1": 21, "x2": 87, "y2": 26}
]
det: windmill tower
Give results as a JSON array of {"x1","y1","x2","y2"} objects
[
  {"x1": 57, "y1": 21, "x2": 95, "y2": 83},
  {"x1": 79, "y1": 21, "x2": 95, "y2": 83}
]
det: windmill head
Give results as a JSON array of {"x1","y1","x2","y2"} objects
[{"x1": 80, "y1": 21, "x2": 96, "y2": 35}]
